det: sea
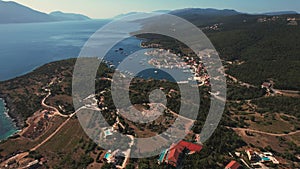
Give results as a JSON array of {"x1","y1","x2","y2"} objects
[
  {"x1": 0, "y1": 19, "x2": 190, "y2": 140},
  {"x1": 0, "y1": 19, "x2": 111, "y2": 140},
  {"x1": 0, "y1": 98, "x2": 17, "y2": 140}
]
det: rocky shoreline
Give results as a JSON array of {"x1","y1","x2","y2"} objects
[{"x1": 0, "y1": 94, "x2": 25, "y2": 130}]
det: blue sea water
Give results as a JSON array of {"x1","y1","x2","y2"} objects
[
  {"x1": 0, "y1": 20, "x2": 111, "y2": 81},
  {"x1": 0, "y1": 20, "x2": 113, "y2": 140},
  {"x1": 0, "y1": 19, "x2": 190, "y2": 140},
  {"x1": 0, "y1": 99, "x2": 17, "y2": 140}
]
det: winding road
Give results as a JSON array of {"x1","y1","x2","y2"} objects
[{"x1": 41, "y1": 88, "x2": 69, "y2": 118}]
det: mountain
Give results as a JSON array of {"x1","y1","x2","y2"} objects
[
  {"x1": 168, "y1": 8, "x2": 242, "y2": 26},
  {"x1": 113, "y1": 12, "x2": 142, "y2": 19},
  {"x1": 152, "y1": 10, "x2": 171, "y2": 14},
  {"x1": 113, "y1": 8, "x2": 242, "y2": 26},
  {"x1": 49, "y1": 11, "x2": 91, "y2": 21},
  {"x1": 0, "y1": 1, "x2": 90, "y2": 24},
  {"x1": 170, "y1": 8, "x2": 241, "y2": 16},
  {"x1": 263, "y1": 11, "x2": 298, "y2": 16},
  {"x1": 0, "y1": 0, "x2": 55, "y2": 24}
]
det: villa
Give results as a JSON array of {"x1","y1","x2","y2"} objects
[{"x1": 158, "y1": 140, "x2": 202, "y2": 167}]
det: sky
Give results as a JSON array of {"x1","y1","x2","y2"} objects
[{"x1": 4, "y1": 0, "x2": 300, "y2": 18}]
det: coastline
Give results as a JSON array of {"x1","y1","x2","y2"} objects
[
  {"x1": 0, "y1": 22, "x2": 146, "y2": 140},
  {"x1": 0, "y1": 95, "x2": 24, "y2": 130},
  {"x1": 0, "y1": 98, "x2": 20, "y2": 142}
]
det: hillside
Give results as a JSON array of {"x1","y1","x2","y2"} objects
[
  {"x1": 0, "y1": 1, "x2": 90, "y2": 24},
  {"x1": 170, "y1": 8, "x2": 240, "y2": 16},
  {"x1": 135, "y1": 9, "x2": 300, "y2": 168},
  {"x1": 0, "y1": 59, "x2": 299, "y2": 168},
  {"x1": 169, "y1": 8, "x2": 241, "y2": 26},
  {"x1": 49, "y1": 11, "x2": 91, "y2": 21},
  {"x1": 0, "y1": 58, "x2": 248, "y2": 168},
  {"x1": 263, "y1": 11, "x2": 299, "y2": 15},
  {"x1": 0, "y1": 0, "x2": 55, "y2": 23},
  {"x1": 138, "y1": 9, "x2": 300, "y2": 90},
  {"x1": 0, "y1": 8, "x2": 299, "y2": 169}
]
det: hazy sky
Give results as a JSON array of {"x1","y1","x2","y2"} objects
[{"x1": 5, "y1": 0, "x2": 300, "y2": 18}]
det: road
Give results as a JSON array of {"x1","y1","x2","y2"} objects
[
  {"x1": 1, "y1": 79, "x2": 83, "y2": 167},
  {"x1": 30, "y1": 101, "x2": 88, "y2": 152},
  {"x1": 226, "y1": 74, "x2": 256, "y2": 88},
  {"x1": 1, "y1": 109, "x2": 81, "y2": 167},
  {"x1": 41, "y1": 88, "x2": 69, "y2": 118},
  {"x1": 121, "y1": 135, "x2": 134, "y2": 169},
  {"x1": 0, "y1": 152, "x2": 29, "y2": 168},
  {"x1": 240, "y1": 158, "x2": 252, "y2": 169},
  {"x1": 231, "y1": 127, "x2": 300, "y2": 137},
  {"x1": 271, "y1": 88, "x2": 300, "y2": 97}
]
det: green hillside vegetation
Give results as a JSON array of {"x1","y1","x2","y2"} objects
[
  {"x1": 139, "y1": 14, "x2": 300, "y2": 90},
  {"x1": 0, "y1": 59, "x2": 76, "y2": 127},
  {"x1": 1, "y1": 10, "x2": 300, "y2": 168}
]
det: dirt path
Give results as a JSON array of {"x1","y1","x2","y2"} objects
[
  {"x1": 231, "y1": 127, "x2": 300, "y2": 137},
  {"x1": 41, "y1": 89, "x2": 69, "y2": 118},
  {"x1": 19, "y1": 79, "x2": 68, "y2": 136},
  {"x1": 0, "y1": 152, "x2": 29, "y2": 168},
  {"x1": 272, "y1": 88, "x2": 300, "y2": 97},
  {"x1": 30, "y1": 101, "x2": 85, "y2": 151},
  {"x1": 1, "y1": 79, "x2": 76, "y2": 167},
  {"x1": 159, "y1": 104, "x2": 195, "y2": 122},
  {"x1": 30, "y1": 112, "x2": 75, "y2": 151},
  {"x1": 1, "y1": 107, "x2": 82, "y2": 167},
  {"x1": 226, "y1": 74, "x2": 256, "y2": 88}
]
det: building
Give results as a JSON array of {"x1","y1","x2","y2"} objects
[
  {"x1": 246, "y1": 149, "x2": 260, "y2": 162},
  {"x1": 160, "y1": 140, "x2": 203, "y2": 167},
  {"x1": 167, "y1": 144, "x2": 186, "y2": 167},
  {"x1": 225, "y1": 160, "x2": 241, "y2": 169},
  {"x1": 26, "y1": 160, "x2": 40, "y2": 169},
  {"x1": 261, "y1": 82, "x2": 271, "y2": 89},
  {"x1": 287, "y1": 20, "x2": 298, "y2": 26}
]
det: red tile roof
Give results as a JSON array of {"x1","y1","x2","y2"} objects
[
  {"x1": 179, "y1": 140, "x2": 203, "y2": 152},
  {"x1": 167, "y1": 141, "x2": 202, "y2": 167},
  {"x1": 225, "y1": 160, "x2": 241, "y2": 169},
  {"x1": 167, "y1": 145, "x2": 184, "y2": 167}
]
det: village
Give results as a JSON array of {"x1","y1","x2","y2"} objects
[
  {"x1": 145, "y1": 48, "x2": 211, "y2": 86},
  {"x1": 223, "y1": 148, "x2": 280, "y2": 169}
]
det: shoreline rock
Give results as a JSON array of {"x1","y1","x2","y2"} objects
[{"x1": 0, "y1": 94, "x2": 25, "y2": 130}]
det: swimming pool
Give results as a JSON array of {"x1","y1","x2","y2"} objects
[
  {"x1": 158, "y1": 149, "x2": 168, "y2": 163},
  {"x1": 104, "y1": 152, "x2": 111, "y2": 159},
  {"x1": 105, "y1": 130, "x2": 112, "y2": 136},
  {"x1": 262, "y1": 157, "x2": 270, "y2": 161}
]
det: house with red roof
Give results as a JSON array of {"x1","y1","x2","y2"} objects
[
  {"x1": 225, "y1": 160, "x2": 241, "y2": 169},
  {"x1": 164, "y1": 140, "x2": 202, "y2": 167}
]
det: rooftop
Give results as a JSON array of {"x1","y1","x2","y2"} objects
[{"x1": 225, "y1": 160, "x2": 241, "y2": 169}]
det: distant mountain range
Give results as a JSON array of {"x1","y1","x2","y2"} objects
[
  {"x1": 262, "y1": 11, "x2": 299, "y2": 16},
  {"x1": 113, "y1": 12, "x2": 142, "y2": 19},
  {"x1": 0, "y1": 0, "x2": 299, "y2": 24},
  {"x1": 170, "y1": 8, "x2": 241, "y2": 16},
  {"x1": 49, "y1": 11, "x2": 90, "y2": 21},
  {"x1": 114, "y1": 8, "x2": 299, "y2": 19},
  {"x1": 0, "y1": 0, "x2": 90, "y2": 24}
]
